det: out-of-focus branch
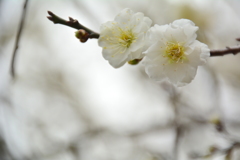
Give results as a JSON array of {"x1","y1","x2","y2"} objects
[
  {"x1": 189, "y1": 119, "x2": 240, "y2": 159},
  {"x1": 10, "y1": 0, "x2": 29, "y2": 78},
  {"x1": 174, "y1": 124, "x2": 182, "y2": 160},
  {"x1": 47, "y1": 11, "x2": 99, "y2": 39},
  {"x1": 224, "y1": 142, "x2": 240, "y2": 160},
  {"x1": 163, "y1": 84, "x2": 182, "y2": 160},
  {"x1": 191, "y1": 142, "x2": 240, "y2": 159}
]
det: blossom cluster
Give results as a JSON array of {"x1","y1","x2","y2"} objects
[{"x1": 98, "y1": 8, "x2": 210, "y2": 87}]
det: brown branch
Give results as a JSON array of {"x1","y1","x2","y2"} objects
[
  {"x1": 210, "y1": 45, "x2": 240, "y2": 57},
  {"x1": 10, "y1": 0, "x2": 29, "y2": 78},
  {"x1": 47, "y1": 11, "x2": 99, "y2": 39}
]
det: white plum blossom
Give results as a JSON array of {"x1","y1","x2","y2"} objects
[
  {"x1": 98, "y1": 8, "x2": 152, "y2": 68},
  {"x1": 143, "y1": 19, "x2": 210, "y2": 87}
]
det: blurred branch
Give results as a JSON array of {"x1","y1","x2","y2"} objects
[
  {"x1": 224, "y1": 142, "x2": 240, "y2": 160},
  {"x1": 47, "y1": 11, "x2": 99, "y2": 39},
  {"x1": 190, "y1": 119, "x2": 240, "y2": 159},
  {"x1": 10, "y1": 0, "x2": 29, "y2": 78},
  {"x1": 191, "y1": 142, "x2": 240, "y2": 159},
  {"x1": 163, "y1": 84, "x2": 182, "y2": 160},
  {"x1": 174, "y1": 124, "x2": 182, "y2": 160},
  {"x1": 128, "y1": 122, "x2": 175, "y2": 138}
]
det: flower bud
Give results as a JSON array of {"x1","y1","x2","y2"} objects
[
  {"x1": 75, "y1": 29, "x2": 89, "y2": 43},
  {"x1": 128, "y1": 59, "x2": 142, "y2": 65}
]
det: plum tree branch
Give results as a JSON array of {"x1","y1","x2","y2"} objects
[
  {"x1": 47, "y1": 11, "x2": 99, "y2": 39},
  {"x1": 210, "y1": 45, "x2": 240, "y2": 57}
]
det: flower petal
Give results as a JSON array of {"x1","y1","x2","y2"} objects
[
  {"x1": 143, "y1": 17, "x2": 152, "y2": 27},
  {"x1": 172, "y1": 19, "x2": 198, "y2": 45},
  {"x1": 132, "y1": 22, "x2": 148, "y2": 34},
  {"x1": 180, "y1": 65, "x2": 197, "y2": 85},
  {"x1": 164, "y1": 63, "x2": 188, "y2": 85},
  {"x1": 114, "y1": 8, "x2": 134, "y2": 26},
  {"x1": 172, "y1": 19, "x2": 195, "y2": 28},
  {"x1": 129, "y1": 12, "x2": 144, "y2": 27},
  {"x1": 144, "y1": 41, "x2": 165, "y2": 59},
  {"x1": 129, "y1": 32, "x2": 144, "y2": 52},
  {"x1": 164, "y1": 26, "x2": 187, "y2": 43},
  {"x1": 127, "y1": 48, "x2": 144, "y2": 61},
  {"x1": 145, "y1": 65, "x2": 166, "y2": 82},
  {"x1": 146, "y1": 24, "x2": 168, "y2": 44},
  {"x1": 103, "y1": 47, "x2": 130, "y2": 68},
  {"x1": 187, "y1": 40, "x2": 210, "y2": 66}
]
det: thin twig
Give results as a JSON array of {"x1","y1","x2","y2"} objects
[
  {"x1": 210, "y1": 45, "x2": 240, "y2": 57},
  {"x1": 47, "y1": 11, "x2": 99, "y2": 39},
  {"x1": 10, "y1": 0, "x2": 29, "y2": 78}
]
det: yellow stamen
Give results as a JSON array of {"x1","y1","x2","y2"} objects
[
  {"x1": 163, "y1": 42, "x2": 187, "y2": 64},
  {"x1": 118, "y1": 29, "x2": 135, "y2": 48}
]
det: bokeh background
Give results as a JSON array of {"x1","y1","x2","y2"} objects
[{"x1": 1, "y1": 0, "x2": 240, "y2": 160}]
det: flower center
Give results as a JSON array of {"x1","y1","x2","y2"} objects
[
  {"x1": 118, "y1": 30, "x2": 135, "y2": 48},
  {"x1": 163, "y1": 42, "x2": 187, "y2": 64}
]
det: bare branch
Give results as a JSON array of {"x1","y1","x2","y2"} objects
[
  {"x1": 210, "y1": 45, "x2": 240, "y2": 57},
  {"x1": 47, "y1": 11, "x2": 99, "y2": 39},
  {"x1": 10, "y1": 0, "x2": 29, "y2": 78}
]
